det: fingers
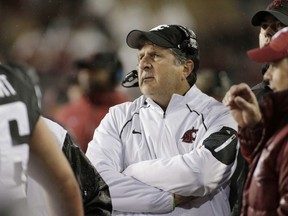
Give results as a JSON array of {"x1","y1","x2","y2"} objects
[
  {"x1": 233, "y1": 96, "x2": 251, "y2": 110},
  {"x1": 222, "y1": 83, "x2": 262, "y2": 128},
  {"x1": 222, "y1": 83, "x2": 253, "y2": 106}
]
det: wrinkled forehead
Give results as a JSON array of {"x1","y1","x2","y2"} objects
[{"x1": 137, "y1": 44, "x2": 175, "y2": 61}]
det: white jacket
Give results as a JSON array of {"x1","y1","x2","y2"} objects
[{"x1": 86, "y1": 86, "x2": 238, "y2": 216}]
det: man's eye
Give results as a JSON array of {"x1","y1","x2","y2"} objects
[
  {"x1": 261, "y1": 24, "x2": 268, "y2": 29},
  {"x1": 152, "y1": 53, "x2": 160, "y2": 58}
]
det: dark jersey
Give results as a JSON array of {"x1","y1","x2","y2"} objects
[
  {"x1": 0, "y1": 64, "x2": 40, "y2": 201},
  {"x1": 62, "y1": 132, "x2": 112, "y2": 216}
]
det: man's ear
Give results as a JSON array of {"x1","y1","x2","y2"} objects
[{"x1": 183, "y1": 60, "x2": 194, "y2": 78}]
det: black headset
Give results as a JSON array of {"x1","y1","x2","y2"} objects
[
  {"x1": 176, "y1": 25, "x2": 198, "y2": 54},
  {"x1": 121, "y1": 70, "x2": 138, "y2": 88}
]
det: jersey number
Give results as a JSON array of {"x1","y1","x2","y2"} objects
[{"x1": 0, "y1": 101, "x2": 30, "y2": 190}]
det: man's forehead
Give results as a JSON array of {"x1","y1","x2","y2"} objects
[
  {"x1": 137, "y1": 44, "x2": 172, "y2": 58},
  {"x1": 139, "y1": 43, "x2": 168, "y2": 52}
]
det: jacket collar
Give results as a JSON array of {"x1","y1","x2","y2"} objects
[{"x1": 143, "y1": 85, "x2": 204, "y2": 113}]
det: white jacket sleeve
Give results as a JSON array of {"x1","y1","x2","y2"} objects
[
  {"x1": 123, "y1": 124, "x2": 238, "y2": 197},
  {"x1": 86, "y1": 113, "x2": 174, "y2": 214}
]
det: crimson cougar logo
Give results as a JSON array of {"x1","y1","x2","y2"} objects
[{"x1": 181, "y1": 127, "x2": 198, "y2": 143}]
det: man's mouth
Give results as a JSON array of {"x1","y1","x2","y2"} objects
[{"x1": 142, "y1": 76, "x2": 154, "y2": 82}]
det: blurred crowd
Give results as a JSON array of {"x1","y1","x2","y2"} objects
[{"x1": 0, "y1": 0, "x2": 270, "y2": 118}]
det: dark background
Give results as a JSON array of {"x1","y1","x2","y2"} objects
[{"x1": 0, "y1": 0, "x2": 270, "y2": 116}]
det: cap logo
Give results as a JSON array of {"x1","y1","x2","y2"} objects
[
  {"x1": 186, "y1": 29, "x2": 198, "y2": 49},
  {"x1": 150, "y1": 24, "x2": 169, "y2": 31},
  {"x1": 189, "y1": 38, "x2": 198, "y2": 49},
  {"x1": 268, "y1": 0, "x2": 287, "y2": 9}
]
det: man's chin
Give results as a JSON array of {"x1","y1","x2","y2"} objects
[{"x1": 140, "y1": 85, "x2": 156, "y2": 95}]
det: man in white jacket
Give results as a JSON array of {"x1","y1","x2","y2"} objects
[{"x1": 86, "y1": 24, "x2": 238, "y2": 215}]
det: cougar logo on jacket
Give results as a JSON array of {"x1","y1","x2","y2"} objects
[{"x1": 181, "y1": 127, "x2": 198, "y2": 143}]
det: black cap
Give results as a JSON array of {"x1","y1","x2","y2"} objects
[
  {"x1": 251, "y1": 0, "x2": 288, "y2": 26},
  {"x1": 74, "y1": 52, "x2": 123, "y2": 84},
  {"x1": 75, "y1": 53, "x2": 108, "y2": 70},
  {"x1": 126, "y1": 24, "x2": 198, "y2": 55},
  {"x1": 75, "y1": 52, "x2": 122, "y2": 71}
]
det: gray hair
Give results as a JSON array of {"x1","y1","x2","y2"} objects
[{"x1": 170, "y1": 48, "x2": 199, "y2": 87}]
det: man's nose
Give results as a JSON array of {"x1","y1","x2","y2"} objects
[
  {"x1": 138, "y1": 57, "x2": 152, "y2": 71},
  {"x1": 263, "y1": 66, "x2": 272, "y2": 82},
  {"x1": 264, "y1": 25, "x2": 276, "y2": 38}
]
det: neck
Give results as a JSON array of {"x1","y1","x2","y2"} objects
[
  {"x1": 149, "y1": 85, "x2": 191, "y2": 111},
  {"x1": 153, "y1": 97, "x2": 170, "y2": 111}
]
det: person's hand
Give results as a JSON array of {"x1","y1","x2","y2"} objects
[
  {"x1": 222, "y1": 83, "x2": 262, "y2": 128},
  {"x1": 174, "y1": 194, "x2": 197, "y2": 206}
]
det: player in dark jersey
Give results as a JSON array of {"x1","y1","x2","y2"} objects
[
  {"x1": 7, "y1": 62, "x2": 112, "y2": 216},
  {"x1": 0, "y1": 64, "x2": 84, "y2": 216}
]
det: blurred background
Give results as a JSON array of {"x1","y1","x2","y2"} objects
[{"x1": 0, "y1": 0, "x2": 270, "y2": 118}]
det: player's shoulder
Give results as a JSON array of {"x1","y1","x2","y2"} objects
[
  {"x1": 0, "y1": 63, "x2": 40, "y2": 117},
  {"x1": 0, "y1": 64, "x2": 34, "y2": 90},
  {"x1": 0, "y1": 64, "x2": 18, "y2": 79}
]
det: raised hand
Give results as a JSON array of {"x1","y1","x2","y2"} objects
[{"x1": 222, "y1": 83, "x2": 262, "y2": 128}]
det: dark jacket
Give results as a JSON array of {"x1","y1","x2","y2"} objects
[
  {"x1": 62, "y1": 134, "x2": 112, "y2": 216},
  {"x1": 229, "y1": 75, "x2": 272, "y2": 216},
  {"x1": 238, "y1": 89, "x2": 288, "y2": 216}
]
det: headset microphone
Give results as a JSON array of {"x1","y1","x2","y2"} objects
[{"x1": 121, "y1": 70, "x2": 139, "y2": 88}]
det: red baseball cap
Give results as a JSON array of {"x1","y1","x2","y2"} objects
[{"x1": 247, "y1": 26, "x2": 288, "y2": 62}]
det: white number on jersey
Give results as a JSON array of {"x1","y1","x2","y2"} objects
[{"x1": 0, "y1": 101, "x2": 30, "y2": 198}]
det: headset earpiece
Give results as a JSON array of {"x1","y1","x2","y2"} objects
[
  {"x1": 179, "y1": 39, "x2": 191, "y2": 53},
  {"x1": 121, "y1": 70, "x2": 139, "y2": 88},
  {"x1": 176, "y1": 25, "x2": 198, "y2": 54}
]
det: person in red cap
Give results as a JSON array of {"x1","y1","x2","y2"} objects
[
  {"x1": 223, "y1": 26, "x2": 288, "y2": 216},
  {"x1": 229, "y1": 2, "x2": 288, "y2": 215}
]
